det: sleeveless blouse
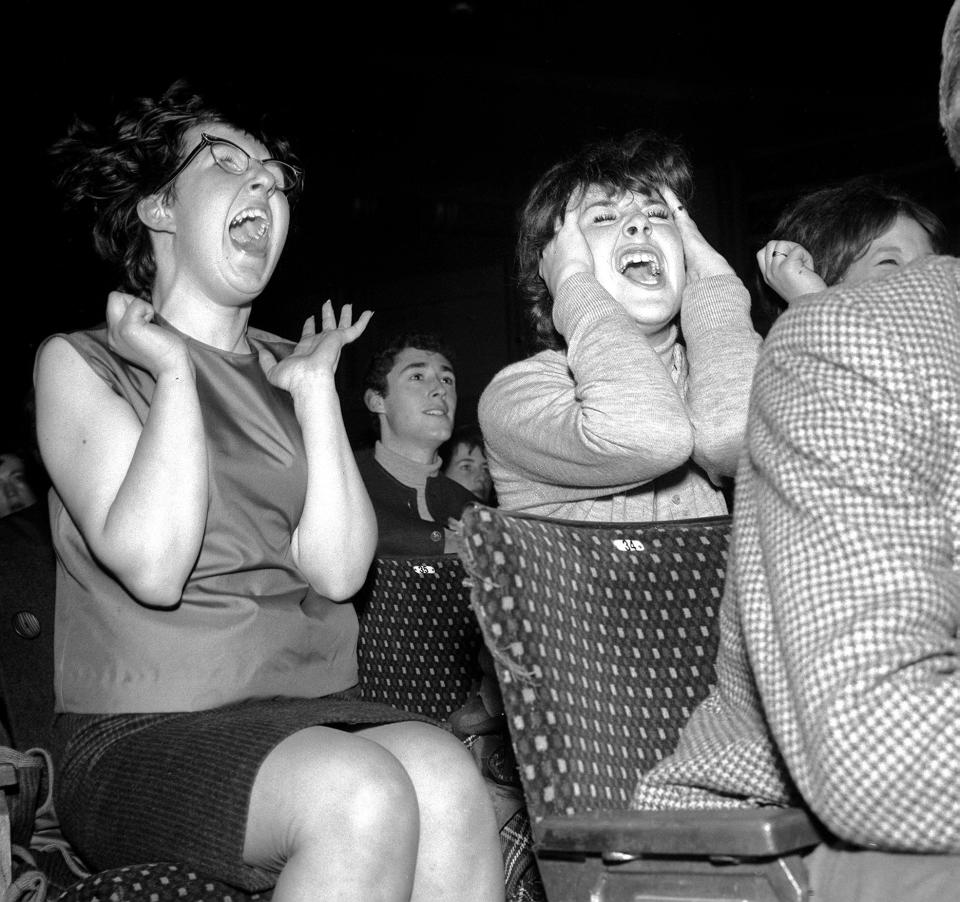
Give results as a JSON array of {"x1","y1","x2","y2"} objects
[{"x1": 46, "y1": 317, "x2": 359, "y2": 714}]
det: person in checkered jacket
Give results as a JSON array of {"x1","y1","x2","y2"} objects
[{"x1": 632, "y1": 4, "x2": 960, "y2": 900}]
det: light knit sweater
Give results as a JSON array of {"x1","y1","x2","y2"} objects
[{"x1": 478, "y1": 272, "x2": 760, "y2": 521}]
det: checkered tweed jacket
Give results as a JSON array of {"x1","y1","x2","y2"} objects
[{"x1": 632, "y1": 255, "x2": 960, "y2": 853}]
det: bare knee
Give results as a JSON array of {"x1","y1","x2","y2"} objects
[
  {"x1": 364, "y1": 722, "x2": 496, "y2": 824},
  {"x1": 244, "y1": 727, "x2": 420, "y2": 872}
]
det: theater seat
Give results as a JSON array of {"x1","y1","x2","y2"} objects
[{"x1": 459, "y1": 504, "x2": 821, "y2": 902}]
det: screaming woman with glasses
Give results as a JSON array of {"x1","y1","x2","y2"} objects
[{"x1": 34, "y1": 80, "x2": 504, "y2": 902}]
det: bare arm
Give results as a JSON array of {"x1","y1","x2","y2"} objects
[
  {"x1": 34, "y1": 294, "x2": 207, "y2": 607},
  {"x1": 267, "y1": 302, "x2": 377, "y2": 600}
]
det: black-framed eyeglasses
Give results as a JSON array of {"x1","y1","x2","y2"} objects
[{"x1": 157, "y1": 132, "x2": 304, "y2": 196}]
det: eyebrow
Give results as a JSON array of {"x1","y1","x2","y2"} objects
[
  {"x1": 581, "y1": 191, "x2": 665, "y2": 213},
  {"x1": 397, "y1": 361, "x2": 455, "y2": 375}
]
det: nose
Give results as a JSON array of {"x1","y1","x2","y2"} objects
[
  {"x1": 246, "y1": 163, "x2": 279, "y2": 197},
  {"x1": 624, "y1": 211, "x2": 652, "y2": 238}
]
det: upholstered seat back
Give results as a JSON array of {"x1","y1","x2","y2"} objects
[
  {"x1": 459, "y1": 506, "x2": 731, "y2": 822},
  {"x1": 355, "y1": 553, "x2": 483, "y2": 721}
]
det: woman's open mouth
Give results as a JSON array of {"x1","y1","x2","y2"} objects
[
  {"x1": 229, "y1": 207, "x2": 271, "y2": 257},
  {"x1": 617, "y1": 245, "x2": 665, "y2": 287}
]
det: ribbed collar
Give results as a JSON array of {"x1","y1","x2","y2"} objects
[{"x1": 374, "y1": 441, "x2": 442, "y2": 488}]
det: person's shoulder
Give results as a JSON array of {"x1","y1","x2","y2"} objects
[
  {"x1": 480, "y1": 350, "x2": 568, "y2": 396},
  {"x1": 35, "y1": 323, "x2": 113, "y2": 381},
  {"x1": 247, "y1": 326, "x2": 296, "y2": 360},
  {"x1": 772, "y1": 255, "x2": 958, "y2": 341}
]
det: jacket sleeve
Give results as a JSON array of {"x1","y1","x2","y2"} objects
[{"x1": 747, "y1": 286, "x2": 960, "y2": 851}]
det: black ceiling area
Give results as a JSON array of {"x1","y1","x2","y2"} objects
[{"x1": 9, "y1": 1, "x2": 959, "y2": 449}]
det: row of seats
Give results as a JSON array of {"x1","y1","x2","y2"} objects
[{"x1": 1, "y1": 503, "x2": 820, "y2": 901}]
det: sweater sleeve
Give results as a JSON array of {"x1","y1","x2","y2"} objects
[
  {"x1": 680, "y1": 273, "x2": 761, "y2": 484},
  {"x1": 479, "y1": 272, "x2": 693, "y2": 503}
]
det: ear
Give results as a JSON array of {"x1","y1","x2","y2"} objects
[
  {"x1": 136, "y1": 193, "x2": 176, "y2": 233},
  {"x1": 364, "y1": 388, "x2": 385, "y2": 414}
]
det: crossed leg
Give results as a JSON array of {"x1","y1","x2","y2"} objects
[{"x1": 244, "y1": 721, "x2": 504, "y2": 902}]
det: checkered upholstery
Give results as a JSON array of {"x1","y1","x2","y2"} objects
[
  {"x1": 355, "y1": 554, "x2": 483, "y2": 721},
  {"x1": 57, "y1": 863, "x2": 269, "y2": 901},
  {"x1": 459, "y1": 505, "x2": 730, "y2": 822}
]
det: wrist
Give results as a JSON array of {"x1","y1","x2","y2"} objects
[
  {"x1": 155, "y1": 353, "x2": 196, "y2": 383},
  {"x1": 288, "y1": 370, "x2": 338, "y2": 407}
]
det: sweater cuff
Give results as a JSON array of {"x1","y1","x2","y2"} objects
[
  {"x1": 552, "y1": 272, "x2": 627, "y2": 337},
  {"x1": 681, "y1": 273, "x2": 752, "y2": 335}
]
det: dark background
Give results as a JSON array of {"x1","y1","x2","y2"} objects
[{"x1": 7, "y1": 1, "x2": 959, "y2": 467}]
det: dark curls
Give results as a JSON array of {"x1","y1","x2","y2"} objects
[
  {"x1": 49, "y1": 79, "x2": 298, "y2": 298},
  {"x1": 517, "y1": 129, "x2": 694, "y2": 352}
]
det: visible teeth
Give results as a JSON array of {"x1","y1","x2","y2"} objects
[
  {"x1": 618, "y1": 251, "x2": 660, "y2": 275},
  {"x1": 230, "y1": 208, "x2": 268, "y2": 228}
]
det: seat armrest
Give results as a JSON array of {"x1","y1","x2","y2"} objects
[{"x1": 538, "y1": 807, "x2": 821, "y2": 858}]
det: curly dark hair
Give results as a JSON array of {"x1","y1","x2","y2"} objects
[
  {"x1": 754, "y1": 175, "x2": 947, "y2": 328},
  {"x1": 49, "y1": 79, "x2": 299, "y2": 299},
  {"x1": 517, "y1": 129, "x2": 694, "y2": 353},
  {"x1": 362, "y1": 331, "x2": 456, "y2": 399}
]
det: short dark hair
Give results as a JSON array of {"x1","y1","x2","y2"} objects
[
  {"x1": 768, "y1": 176, "x2": 946, "y2": 289},
  {"x1": 440, "y1": 423, "x2": 486, "y2": 470},
  {"x1": 517, "y1": 129, "x2": 694, "y2": 353},
  {"x1": 362, "y1": 331, "x2": 456, "y2": 399},
  {"x1": 49, "y1": 79, "x2": 299, "y2": 299}
]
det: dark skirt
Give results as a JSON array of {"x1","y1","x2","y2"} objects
[{"x1": 54, "y1": 691, "x2": 439, "y2": 892}]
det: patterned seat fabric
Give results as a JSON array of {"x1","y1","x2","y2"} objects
[
  {"x1": 355, "y1": 554, "x2": 483, "y2": 721},
  {"x1": 459, "y1": 506, "x2": 730, "y2": 822},
  {"x1": 56, "y1": 862, "x2": 269, "y2": 901}
]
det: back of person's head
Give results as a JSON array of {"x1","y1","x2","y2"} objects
[
  {"x1": 942, "y1": 0, "x2": 960, "y2": 168},
  {"x1": 518, "y1": 129, "x2": 693, "y2": 353},
  {"x1": 770, "y1": 177, "x2": 946, "y2": 287},
  {"x1": 49, "y1": 79, "x2": 298, "y2": 300}
]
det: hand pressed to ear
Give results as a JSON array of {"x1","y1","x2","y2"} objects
[
  {"x1": 660, "y1": 186, "x2": 735, "y2": 284},
  {"x1": 266, "y1": 300, "x2": 374, "y2": 394},
  {"x1": 538, "y1": 204, "x2": 594, "y2": 298},
  {"x1": 106, "y1": 290, "x2": 189, "y2": 377},
  {"x1": 757, "y1": 240, "x2": 826, "y2": 305}
]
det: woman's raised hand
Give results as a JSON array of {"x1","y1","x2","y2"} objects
[
  {"x1": 756, "y1": 240, "x2": 826, "y2": 305},
  {"x1": 106, "y1": 291, "x2": 189, "y2": 377},
  {"x1": 660, "y1": 186, "x2": 735, "y2": 284},
  {"x1": 539, "y1": 203, "x2": 594, "y2": 298},
  {"x1": 266, "y1": 300, "x2": 373, "y2": 395}
]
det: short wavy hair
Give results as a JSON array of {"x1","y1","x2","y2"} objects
[
  {"x1": 362, "y1": 331, "x2": 456, "y2": 399},
  {"x1": 517, "y1": 129, "x2": 694, "y2": 353},
  {"x1": 751, "y1": 175, "x2": 947, "y2": 333},
  {"x1": 49, "y1": 79, "x2": 299, "y2": 299}
]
